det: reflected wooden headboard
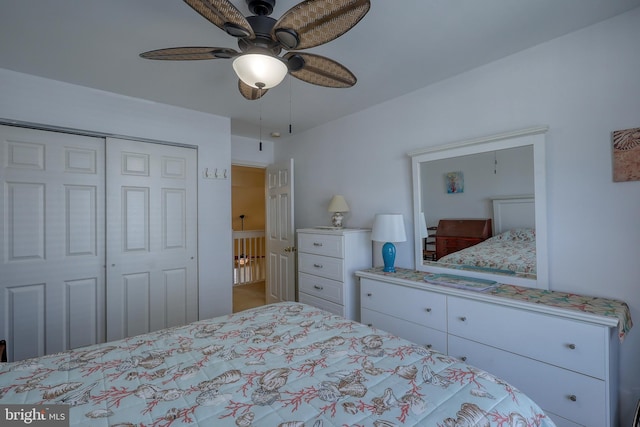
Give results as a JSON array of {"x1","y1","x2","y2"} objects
[{"x1": 492, "y1": 196, "x2": 535, "y2": 234}]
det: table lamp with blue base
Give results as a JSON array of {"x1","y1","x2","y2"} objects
[
  {"x1": 381, "y1": 241, "x2": 398, "y2": 272},
  {"x1": 371, "y1": 213, "x2": 406, "y2": 273}
]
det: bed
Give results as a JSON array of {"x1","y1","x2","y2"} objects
[
  {"x1": 437, "y1": 227, "x2": 536, "y2": 275},
  {"x1": 437, "y1": 196, "x2": 536, "y2": 276},
  {"x1": 0, "y1": 302, "x2": 555, "y2": 426}
]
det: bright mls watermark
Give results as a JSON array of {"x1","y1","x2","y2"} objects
[{"x1": 1, "y1": 405, "x2": 69, "y2": 426}]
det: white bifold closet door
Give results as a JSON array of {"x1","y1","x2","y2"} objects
[
  {"x1": 105, "y1": 138, "x2": 198, "y2": 342},
  {"x1": 0, "y1": 125, "x2": 106, "y2": 361},
  {"x1": 0, "y1": 126, "x2": 198, "y2": 361}
]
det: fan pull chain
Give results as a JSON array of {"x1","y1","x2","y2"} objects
[
  {"x1": 258, "y1": 85, "x2": 264, "y2": 151},
  {"x1": 289, "y1": 78, "x2": 293, "y2": 134},
  {"x1": 494, "y1": 151, "x2": 497, "y2": 174}
]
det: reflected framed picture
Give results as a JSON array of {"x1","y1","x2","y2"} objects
[
  {"x1": 612, "y1": 126, "x2": 640, "y2": 182},
  {"x1": 445, "y1": 171, "x2": 464, "y2": 194}
]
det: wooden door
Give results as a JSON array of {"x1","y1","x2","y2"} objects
[
  {"x1": 105, "y1": 138, "x2": 198, "y2": 341},
  {"x1": 0, "y1": 125, "x2": 105, "y2": 361},
  {"x1": 265, "y1": 159, "x2": 295, "y2": 303}
]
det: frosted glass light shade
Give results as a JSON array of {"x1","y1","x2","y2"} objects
[
  {"x1": 371, "y1": 214, "x2": 406, "y2": 243},
  {"x1": 232, "y1": 54, "x2": 288, "y2": 89}
]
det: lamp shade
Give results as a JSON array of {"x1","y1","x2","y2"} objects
[
  {"x1": 419, "y1": 212, "x2": 429, "y2": 238},
  {"x1": 371, "y1": 214, "x2": 406, "y2": 243},
  {"x1": 328, "y1": 195, "x2": 350, "y2": 212},
  {"x1": 232, "y1": 53, "x2": 288, "y2": 89}
]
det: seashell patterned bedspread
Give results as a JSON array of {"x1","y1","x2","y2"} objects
[
  {"x1": 438, "y1": 228, "x2": 537, "y2": 276},
  {"x1": 0, "y1": 302, "x2": 555, "y2": 426}
]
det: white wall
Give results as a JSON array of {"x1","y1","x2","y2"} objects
[
  {"x1": 276, "y1": 7, "x2": 640, "y2": 423},
  {"x1": 0, "y1": 68, "x2": 233, "y2": 320},
  {"x1": 231, "y1": 134, "x2": 274, "y2": 167}
]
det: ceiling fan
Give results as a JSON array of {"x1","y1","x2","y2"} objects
[{"x1": 140, "y1": 0, "x2": 371, "y2": 100}]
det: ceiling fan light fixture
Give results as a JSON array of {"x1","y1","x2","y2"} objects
[
  {"x1": 141, "y1": 0, "x2": 371, "y2": 98},
  {"x1": 232, "y1": 53, "x2": 288, "y2": 89}
]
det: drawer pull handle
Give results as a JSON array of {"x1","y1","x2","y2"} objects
[
  {"x1": 366, "y1": 293, "x2": 372, "y2": 297},
  {"x1": 460, "y1": 356, "x2": 467, "y2": 362},
  {"x1": 313, "y1": 242, "x2": 323, "y2": 247},
  {"x1": 568, "y1": 395, "x2": 577, "y2": 402},
  {"x1": 425, "y1": 308, "x2": 432, "y2": 312},
  {"x1": 567, "y1": 343, "x2": 576, "y2": 350},
  {"x1": 459, "y1": 316, "x2": 467, "y2": 322},
  {"x1": 313, "y1": 285, "x2": 324, "y2": 290},
  {"x1": 313, "y1": 263, "x2": 323, "y2": 268}
]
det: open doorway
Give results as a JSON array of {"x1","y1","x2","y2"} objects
[{"x1": 231, "y1": 165, "x2": 266, "y2": 312}]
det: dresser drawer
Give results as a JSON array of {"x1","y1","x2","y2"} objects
[
  {"x1": 298, "y1": 253, "x2": 344, "y2": 281},
  {"x1": 299, "y1": 292, "x2": 344, "y2": 316},
  {"x1": 298, "y1": 233, "x2": 343, "y2": 257},
  {"x1": 361, "y1": 278, "x2": 446, "y2": 332},
  {"x1": 449, "y1": 335, "x2": 606, "y2": 427},
  {"x1": 361, "y1": 308, "x2": 448, "y2": 353},
  {"x1": 448, "y1": 297, "x2": 607, "y2": 379},
  {"x1": 299, "y1": 272, "x2": 343, "y2": 305}
]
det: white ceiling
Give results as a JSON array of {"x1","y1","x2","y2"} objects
[{"x1": 1, "y1": 0, "x2": 639, "y2": 140}]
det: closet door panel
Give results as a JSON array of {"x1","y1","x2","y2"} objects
[
  {"x1": 6, "y1": 284, "x2": 45, "y2": 361},
  {"x1": 66, "y1": 278, "x2": 98, "y2": 349},
  {"x1": 0, "y1": 125, "x2": 105, "y2": 361},
  {"x1": 66, "y1": 185, "x2": 98, "y2": 256},
  {"x1": 106, "y1": 138, "x2": 198, "y2": 341},
  {"x1": 7, "y1": 182, "x2": 45, "y2": 260}
]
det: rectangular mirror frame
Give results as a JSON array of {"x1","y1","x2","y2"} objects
[{"x1": 409, "y1": 126, "x2": 549, "y2": 290}]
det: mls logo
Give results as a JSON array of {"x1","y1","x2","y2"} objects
[{"x1": 1, "y1": 405, "x2": 69, "y2": 426}]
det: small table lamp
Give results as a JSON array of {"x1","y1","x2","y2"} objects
[
  {"x1": 371, "y1": 213, "x2": 406, "y2": 273},
  {"x1": 419, "y1": 212, "x2": 429, "y2": 239},
  {"x1": 328, "y1": 195, "x2": 350, "y2": 228}
]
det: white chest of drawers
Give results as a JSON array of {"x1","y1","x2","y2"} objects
[
  {"x1": 297, "y1": 228, "x2": 371, "y2": 320},
  {"x1": 357, "y1": 270, "x2": 621, "y2": 427}
]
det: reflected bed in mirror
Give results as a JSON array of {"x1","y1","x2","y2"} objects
[
  {"x1": 409, "y1": 127, "x2": 548, "y2": 290},
  {"x1": 434, "y1": 199, "x2": 535, "y2": 279}
]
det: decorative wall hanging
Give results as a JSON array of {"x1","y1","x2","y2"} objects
[
  {"x1": 445, "y1": 171, "x2": 464, "y2": 193},
  {"x1": 613, "y1": 126, "x2": 640, "y2": 182}
]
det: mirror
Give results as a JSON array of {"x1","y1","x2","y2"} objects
[{"x1": 409, "y1": 127, "x2": 548, "y2": 290}]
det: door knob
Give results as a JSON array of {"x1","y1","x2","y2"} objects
[{"x1": 284, "y1": 246, "x2": 296, "y2": 252}]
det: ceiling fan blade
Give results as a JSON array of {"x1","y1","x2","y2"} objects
[
  {"x1": 273, "y1": 0, "x2": 370, "y2": 50},
  {"x1": 285, "y1": 52, "x2": 356, "y2": 88},
  {"x1": 184, "y1": 0, "x2": 255, "y2": 38},
  {"x1": 140, "y1": 47, "x2": 238, "y2": 60},
  {"x1": 238, "y1": 80, "x2": 269, "y2": 100}
]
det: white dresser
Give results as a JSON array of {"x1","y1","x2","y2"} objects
[
  {"x1": 297, "y1": 228, "x2": 371, "y2": 320},
  {"x1": 357, "y1": 269, "x2": 625, "y2": 427}
]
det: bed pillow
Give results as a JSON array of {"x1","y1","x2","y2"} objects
[{"x1": 494, "y1": 227, "x2": 535, "y2": 242}]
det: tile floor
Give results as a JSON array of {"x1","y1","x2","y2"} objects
[{"x1": 232, "y1": 281, "x2": 266, "y2": 313}]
